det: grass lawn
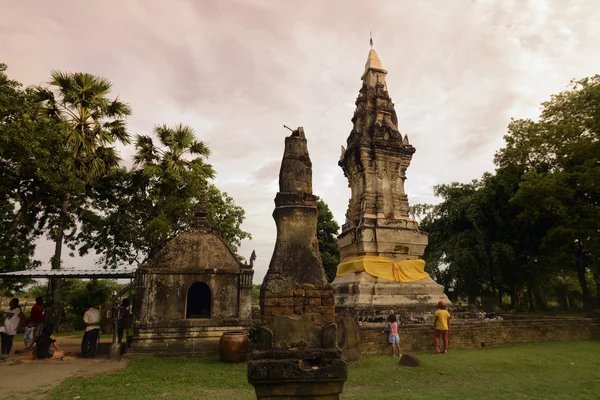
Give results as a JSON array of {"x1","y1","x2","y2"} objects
[{"x1": 48, "y1": 341, "x2": 600, "y2": 400}]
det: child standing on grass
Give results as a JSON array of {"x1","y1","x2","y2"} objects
[
  {"x1": 384, "y1": 313, "x2": 400, "y2": 357},
  {"x1": 433, "y1": 300, "x2": 451, "y2": 353},
  {"x1": 24, "y1": 322, "x2": 35, "y2": 351}
]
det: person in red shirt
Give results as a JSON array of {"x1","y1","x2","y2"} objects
[{"x1": 29, "y1": 296, "x2": 45, "y2": 340}]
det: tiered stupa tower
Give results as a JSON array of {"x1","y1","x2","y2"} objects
[{"x1": 331, "y1": 47, "x2": 449, "y2": 311}]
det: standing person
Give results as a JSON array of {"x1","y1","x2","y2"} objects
[
  {"x1": 433, "y1": 300, "x2": 451, "y2": 354},
  {"x1": 0, "y1": 298, "x2": 25, "y2": 357},
  {"x1": 30, "y1": 296, "x2": 45, "y2": 340},
  {"x1": 383, "y1": 313, "x2": 400, "y2": 357},
  {"x1": 117, "y1": 299, "x2": 130, "y2": 344},
  {"x1": 81, "y1": 304, "x2": 101, "y2": 358}
]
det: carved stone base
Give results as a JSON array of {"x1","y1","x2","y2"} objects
[
  {"x1": 131, "y1": 323, "x2": 249, "y2": 356},
  {"x1": 248, "y1": 348, "x2": 347, "y2": 400},
  {"x1": 331, "y1": 272, "x2": 450, "y2": 312},
  {"x1": 251, "y1": 379, "x2": 346, "y2": 400},
  {"x1": 248, "y1": 315, "x2": 348, "y2": 399}
]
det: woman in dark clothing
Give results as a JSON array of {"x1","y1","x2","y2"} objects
[
  {"x1": 117, "y1": 298, "x2": 131, "y2": 344},
  {"x1": 35, "y1": 324, "x2": 64, "y2": 360}
]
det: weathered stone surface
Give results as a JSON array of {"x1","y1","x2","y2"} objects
[
  {"x1": 358, "y1": 317, "x2": 600, "y2": 355},
  {"x1": 333, "y1": 272, "x2": 448, "y2": 311},
  {"x1": 249, "y1": 127, "x2": 347, "y2": 399},
  {"x1": 322, "y1": 323, "x2": 337, "y2": 349},
  {"x1": 269, "y1": 314, "x2": 329, "y2": 349},
  {"x1": 254, "y1": 326, "x2": 274, "y2": 350},
  {"x1": 131, "y1": 193, "x2": 254, "y2": 356},
  {"x1": 260, "y1": 127, "x2": 327, "y2": 298},
  {"x1": 331, "y1": 48, "x2": 450, "y2": 310},
  {"x1": 335, "y1": 312, "x2": 362, "y2": 362},
  {"x1": 259, "y1": 127, "x2": 335, "y2": 323},
  {"x1": 399, "y1": 353, "x2": 422, "y2": 367}
]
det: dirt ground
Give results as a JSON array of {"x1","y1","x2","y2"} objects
[{"x1": 0, "y1": 336, "x2": 128, "y2": 400}]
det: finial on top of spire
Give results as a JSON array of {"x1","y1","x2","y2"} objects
[{"x1": 370, "y1": 31, "x2": 373, "y2": 49}]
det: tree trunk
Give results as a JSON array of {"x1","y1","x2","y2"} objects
[
  {"x1": 575, "y1": 238, "x2": 593, "y2": 309},
  {"x1": 592, "y1": 269, "x2": 600, "y2": 305},
  {"x1": 527, "y1": 282, "x2": 536, "y2": 312},
  {"x1": 534, "y1": 289, "x2": 548, "y2": 311},
  {"x1": 51, "y1": 195, "x2": 70, "y2": 308},
  {"x1": 497, "y1": 288, "x2": 505, "y2": 310},
  {"x1": 510, "y1": 286, "x2": 520, "y2": 311}
]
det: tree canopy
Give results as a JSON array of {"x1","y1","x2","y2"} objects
[
  {"x1": 316, "y1": 198, "x2": 341, "y2": 282},
  {"x1": 0, "y1": 64, "x2": 251, "y2": 287},
  {"x1": 419, "y1": 75, "x2": 600, "y2": 310}
]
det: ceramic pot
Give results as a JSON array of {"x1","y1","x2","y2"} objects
[{"x1": 219, "y1": 331, "x2": 249, "y2": 362}]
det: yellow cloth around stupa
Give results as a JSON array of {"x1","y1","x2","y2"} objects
[{"x1": 335, "y1": 255, "x2": 430, "y2": 283}]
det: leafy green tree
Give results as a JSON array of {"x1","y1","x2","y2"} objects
[
  {"x1": 36, "y1": 71, "x2": 131, "y2": 304},
  {"x1": 316, "y1": 198, "x2": 341, "y2": 282},
  {"x1": 496, "y1": 75, "x2": 600, "y2": 309},
  {"x1": 421, "y1": 75, "x2": 600, "y2": 310},
  {"x1": 206, "y1": 184, "x2": 252, "y2": 258},
  {"x1": 0, "y1": 64, "x2": 80, "y2": 291},
  {"x1": 73, "y1": 124, "x2": 251, "y2": 266}
]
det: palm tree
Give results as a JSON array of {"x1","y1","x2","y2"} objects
[
  {"x1": 134, "y1": 123, "x2": 214, "y2": 180},
  {"x1": 133, "y1": 124, "x2": 215, "y2": 256},
  {"x1": 38, "y1": 71, "x2": 131, "y2": 304}
]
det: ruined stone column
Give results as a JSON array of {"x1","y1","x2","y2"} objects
[{"x1": 248, "y1": 127, "x2": 348, "y2": 399}]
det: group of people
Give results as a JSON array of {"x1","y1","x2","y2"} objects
[
  {"x1": 384, "y1": 300, "x2": 452, "y2": 356},
  {"x1": 1, "y1": 297, "x2": 131, "y2": 361},
  {"x1": 1, "y1": 297, "x2": 62, "y2": 360}
]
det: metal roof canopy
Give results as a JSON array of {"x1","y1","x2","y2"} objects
[{"x1": 0, "y1": 268, "x2": 137, "y2": 279}]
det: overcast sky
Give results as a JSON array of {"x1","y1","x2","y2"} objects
[{"x1": 3, "y1": 0, "x2": 600, "y2": 283}]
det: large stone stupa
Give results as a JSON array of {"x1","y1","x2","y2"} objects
[{"x1": 331, "y1": 47, "x2": 449, "y2": 311}]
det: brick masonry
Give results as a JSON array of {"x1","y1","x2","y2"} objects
[
  {"x1": 260, "y1": 285, "x2": 335, "y2": 324},
  {"x1": 360, "y1": 316, "x2": 600, "y2": 355}
]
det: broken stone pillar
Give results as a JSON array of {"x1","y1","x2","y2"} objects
[{"x1": 248, "y1": 127, "x2": 348, "y2": 399}]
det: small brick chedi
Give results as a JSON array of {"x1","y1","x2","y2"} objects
[
  {"x1": 331, "y1": 48, "x2": 449, "y2": 311},
  {"x1": 131, "y1": 193, "x2": 254, "y2": 356},
  {"x1": 248, "y1": 127, "x2": 348, "y2": 399}
]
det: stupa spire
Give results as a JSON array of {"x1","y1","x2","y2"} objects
[
  {"x1": 190, "y1": 183, "x2": 210, "y2": 233},
  {"x1": 361, "y1": 34, "x2": 388, "y2": 88}
]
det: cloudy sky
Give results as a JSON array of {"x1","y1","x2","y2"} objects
[{"x1": 3, "y1": 0, "x2": 600, "y2": 282}]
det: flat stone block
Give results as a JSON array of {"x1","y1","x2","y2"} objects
[{"x1": 252, "y1": 381, "x2": 345, "y2": 399}]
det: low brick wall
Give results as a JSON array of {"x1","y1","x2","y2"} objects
[{"x1": 360, "y1": 316, "x2": 600, "y2": 355}]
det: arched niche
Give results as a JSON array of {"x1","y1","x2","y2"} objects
[{"x1": 186, "y1": 281, "x2": 211, "y2": 319}]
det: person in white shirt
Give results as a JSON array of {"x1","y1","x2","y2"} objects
[
  {"x1": 80, "y1": 305, "x2": 101, "y2": 358},
  {"x1": 0, "y1": 298, "x2": 25, "y2": 357}
]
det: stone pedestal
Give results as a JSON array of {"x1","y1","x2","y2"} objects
[
  {"x1": 332, "y1": 272, "x2": 448, "y2": 313},
  {"x1": 248, "y1": 315, "x2": 348, "y2": 399}
]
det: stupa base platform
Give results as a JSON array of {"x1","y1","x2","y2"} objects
[{"x1": 331, "y1": 272, "x2": 450, "y2": 313}]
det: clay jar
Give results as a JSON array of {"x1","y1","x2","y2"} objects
[{"x1": 219, "y1": 331, "x2": 249, "y2": 362}]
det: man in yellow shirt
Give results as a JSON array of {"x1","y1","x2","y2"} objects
[{"x1": 433, "y1": 300, "x2": 451, "y2": 353}]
